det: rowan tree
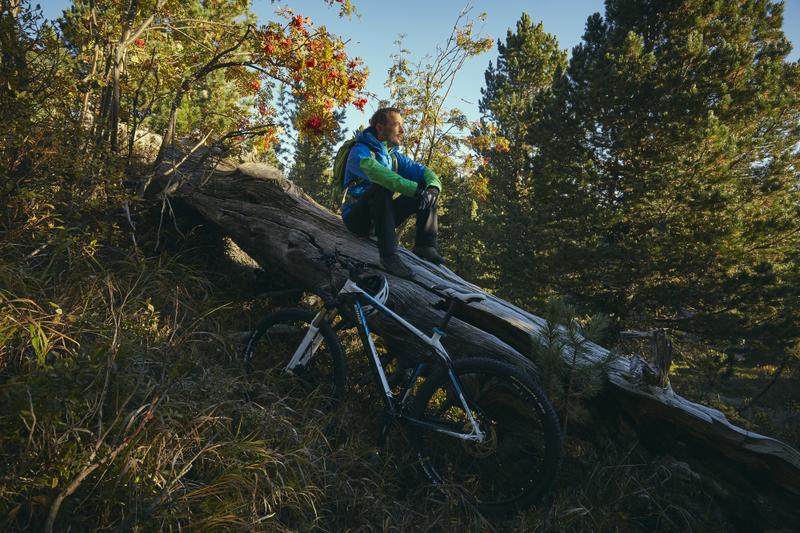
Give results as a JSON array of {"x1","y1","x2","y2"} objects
[
  {"x1": 55, "y1": 0, "x2": 367, "y2": 162},
  {"x1": 382, "y1": 6, "x2": 493, "y2": 276}
]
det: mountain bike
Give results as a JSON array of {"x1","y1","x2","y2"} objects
[{"x1": 243, "y1": 260, "x2": 563, "y2": 514}]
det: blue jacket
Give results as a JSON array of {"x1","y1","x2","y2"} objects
[{"x1": 341, "y1": 127, "x2": 441, "y2": 219}]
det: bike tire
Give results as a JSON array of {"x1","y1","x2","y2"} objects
[
  {"x1": 243, "y1": 308, "x2": 347, "y2": 411},
  {"x1": 408, "y1": 357, "x2": 562, "y2": 515}
]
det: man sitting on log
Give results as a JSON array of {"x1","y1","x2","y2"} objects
[{"x1": 341, "y1": 107, "x2": 444, "y2": 277}]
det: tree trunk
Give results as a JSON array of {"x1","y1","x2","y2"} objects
[
  {"x1": 155, "y1": 154, "x2": 800, "y2": 518},
  {"x1": 110, "y1": 43, "x2": 123, "y2": 151}
]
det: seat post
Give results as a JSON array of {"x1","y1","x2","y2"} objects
[{"x1": 436, "y1": 298, "x2": 458, "y2": 332}]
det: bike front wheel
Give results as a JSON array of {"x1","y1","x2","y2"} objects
[
  {"x1": 409, "y1": 357, "x2": 562, "y2": 515},
  {"x1": 243, "y1": 308, "x2": 347, "y2": 412}
]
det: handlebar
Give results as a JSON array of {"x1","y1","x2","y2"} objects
[{"x1": 323, "y1": 249, "x2": 370, "y2": 281}]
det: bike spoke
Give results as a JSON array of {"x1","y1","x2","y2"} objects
[
  {"x1": 243, "y1": 309, "x2": 346, "y2": 413},
  {"x1": 410, "y1": 358, "x2": 562, "y2": 514}
]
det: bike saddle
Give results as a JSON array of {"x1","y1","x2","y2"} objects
[{"x1": 431, "y1": 284, "x2": 485, "y2": 304}]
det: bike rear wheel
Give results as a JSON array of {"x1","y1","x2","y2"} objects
[
  {"x1": 409, "y1": 357, "x2": 562, "y2": 515},
  {"x1": 243, "y1": 308, "x2": 347, "y2": 412}
]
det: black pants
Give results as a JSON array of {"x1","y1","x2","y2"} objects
[{"x1": 343, "y1": 184, "x2": 437, "y2": 257}]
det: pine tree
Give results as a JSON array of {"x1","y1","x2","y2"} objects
[
  {"x1": 525, "y1": 0, "x2": 800, "y2": 359},
  {"x1": 475, "y1": 13, "x2": 567, "y2": 302},
  {"x1": 288, "y1": 106, "x2": 346, "y2": 211}
]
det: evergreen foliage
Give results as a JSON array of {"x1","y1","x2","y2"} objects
[
  {"x1": 532, "y1": 298, "x2": 616, "y2": 435},
  {"x1": 288, "y1": 106, "x2": 346, "y2": 211},
  {"x1": 475, "y1": 13, "x2": 567, "y2": 299},
  {"x1": 478, "y1": 1, "x2": 800, "y2": 363}
]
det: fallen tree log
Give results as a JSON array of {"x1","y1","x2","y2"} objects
[{"x1": 156, "y1": 155, "x2": 800, "y2": 520}]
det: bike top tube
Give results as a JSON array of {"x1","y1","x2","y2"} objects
[{"x1": 338, "y1": 278, "x2": 450, "y2": 363}]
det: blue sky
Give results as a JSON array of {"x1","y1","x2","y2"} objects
[
  {"x1": 42, "y1": 0, "x2": 800, "y2": 135},
  {"x1": 255, "y1": 0, "x2": 613, "y2": 131}
]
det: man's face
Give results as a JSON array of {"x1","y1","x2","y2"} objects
[{"x1": 375, "y1": 112, "x2": 404, "y2": 147}]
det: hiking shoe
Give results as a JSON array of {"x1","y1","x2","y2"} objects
[
  {"x1": 380, "y1": 253, "x2": 413, "y2": 278},
  {"x1": 412, "y1": 246, "x2": 445, "y2": 265}
]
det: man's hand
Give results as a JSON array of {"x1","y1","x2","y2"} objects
[{"x1": 416, "y1": 186, "x2": 439, "y2": 211}]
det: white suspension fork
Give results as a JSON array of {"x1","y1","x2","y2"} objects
[{"x1": 284, "y1": 309, "x2": 330, "y2": 373}]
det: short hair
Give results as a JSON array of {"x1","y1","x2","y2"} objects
[{"x1": 369, "y1": 107, "x2": 402, "y2": 128}]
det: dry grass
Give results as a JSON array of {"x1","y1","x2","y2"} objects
[
  {"x1": 1, "y1": 213, "x2": 793, "y2": 532},
  {"x1": 0, "y1": 221, "x2": 499, "y2": 531}
]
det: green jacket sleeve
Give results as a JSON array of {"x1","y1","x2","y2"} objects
[
  {"x1": 360, "y1": 158, "x2": 420, "y2": 197},
  {"x1": 423, "y1": 167, "x2": 442, "y2": 192}
]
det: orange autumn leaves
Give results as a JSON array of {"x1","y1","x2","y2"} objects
[
  {"x1": 253, "y1": 9, "x2": 368, "y2": 143},
  {"x1": 466, "y1": 123, "x2": 511, "y2": 156}
]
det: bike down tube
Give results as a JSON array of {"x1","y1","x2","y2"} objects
[
  {"x1": 344, "y1": 283, "x2": 485, "y2": 441},
  {"x1": 353, "y1": 300, "x2": 396, "y2": 411}
]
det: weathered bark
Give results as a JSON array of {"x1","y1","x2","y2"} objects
[
  {"x1": 156, "y1": 154, "x2": 800, "y2": 516},
  {"x1": 170, "y1": 159, "x2": 531, "y2": 374}
]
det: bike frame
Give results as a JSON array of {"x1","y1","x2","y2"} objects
[{"x1": 285, "y1": 278, "x2": 486, "y2": 443}]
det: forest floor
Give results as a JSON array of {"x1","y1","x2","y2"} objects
[
  {"x1": 1, "y1": 221, "x2": 798, "y2": 532},
  {"x1": 202, "y1": 231, "x2": 800, "y2": 532}
]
